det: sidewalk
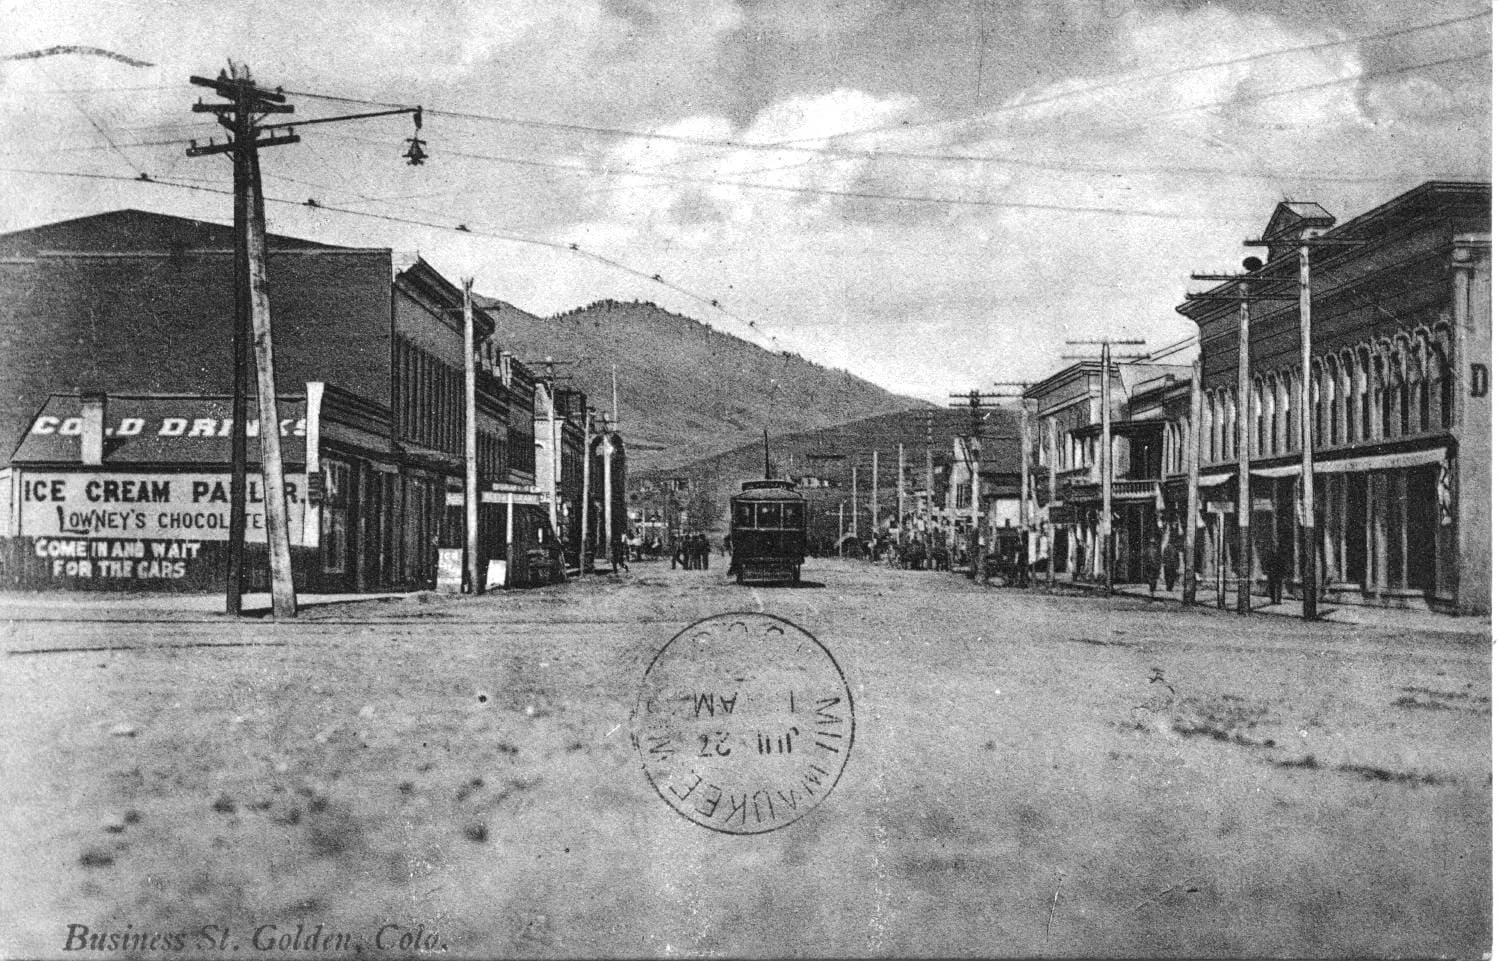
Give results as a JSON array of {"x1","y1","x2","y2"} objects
[
  {"x1": 1035, "y1": 576, "x2": 1490, "y2": 636},
  {"x1": 0, "y1": 590, "x2": 417, "y2": 621}
]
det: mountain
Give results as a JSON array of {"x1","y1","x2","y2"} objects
[
  {"x1": 631, "y1": 406, "x2": 1023, "y2": 545},
  {"x1": 475, "y1": 297, "x2": 930, "y2": 471}
]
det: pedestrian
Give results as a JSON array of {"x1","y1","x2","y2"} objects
[
  {"x1": 611, "y1": 530, "x2": 629, "y2": 573},
  {"x1": 1265, "y1": 541, "x2": 1285, "y2": 605},
  {"x1": 1163, "y1": 523, "x2": 1181, "y2": 593},
  {"x1": 1144, "y1": 527, "x2": 1162, "y2": 594}
]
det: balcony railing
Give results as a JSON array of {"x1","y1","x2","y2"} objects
[{"x1": 1062, "y1": 479, "x2": 1160, "y2": 503}]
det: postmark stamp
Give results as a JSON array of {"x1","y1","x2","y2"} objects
[{"x1": 631, "y1": 612, "x2": 855, "y2": 835}]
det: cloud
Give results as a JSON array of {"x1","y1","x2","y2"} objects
[{"x1": 0, "y1": 0, "x2": 1487, "y2": 405}]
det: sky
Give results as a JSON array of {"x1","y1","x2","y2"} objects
[{"x1": 0, "y1": 0, "x2": 1490, "y2": 403}]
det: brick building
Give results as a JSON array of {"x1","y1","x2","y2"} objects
[
  {"x1": 1026, "y1": 362, "x2": 1190, "y2": 583},
  {"x1": 1178, "y1": 181, "x2": 1490, "y2": 612},
  {"x1": 0, "y1": 210, "x2": 547, "y2": 592}
]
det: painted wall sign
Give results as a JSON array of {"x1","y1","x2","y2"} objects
[
  {"x1": 18, "y1": 472, "x2": 307, "y2": 544},
  {"x1": 27, "y1": 415, "x2": 306, "y2": 439},
  {"x1": 30, "y1": 537, "x2": 207, "y2": 580}
]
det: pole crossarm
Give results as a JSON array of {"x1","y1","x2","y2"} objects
[
  {"x1": 190, "y1": 74, "x2": 287, "y2": 100},
  {"x1": 1189, "y1": 273, "x2": 1297, "y2": 282},
  {"x1": 1184, "y1": 292, "x2": 1298, "y2": 302},
  {"x1": 186, "y1": 132, "x2": 300, "y2": 157},
  {"x1": 1245, "y1": 237, "x2": 1365, "y2": 246},
  {"x1": 261, "y1": 106, "x2": 419, "y2": 131}
]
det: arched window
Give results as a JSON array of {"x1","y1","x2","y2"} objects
[
  {"x1": 1431, "y1": 327, "x2": 1453, "y2": 429},
  {"x1": 1340, "y1": 350, "x2": 1357, "y2": 445},
  {"x1": 1253, "y1": 378, "x2": 1265, "y2": 457},
  {"x1": 1391, "y1": 338, "x2": 1410, "y2": 437},
  {"x1": 1206, "y1": 392, "x2": 1218, "y2": 463},
  {"x1": 1275, "y1": 370, "x2": 1290, "y2": 454},
  {"x1": 1311, "y1": 361, "x2": 1324, "y2": 449},
  {"x1": 1224, "y1": 389, "x2": 1237, "y2": 460},
  {"x1": 1326, "y1": 357, "x2": 1340, "y2": 446},
  {"x1": 1373, "y1": 349, "x2": 1390, "y2": 440},
  {"x1": 1355, "y1": 347, "x2": 1372, "y2": 442},
  {"x1": 1412, "y1": 334, "x2": 1431, "y2": 432}
]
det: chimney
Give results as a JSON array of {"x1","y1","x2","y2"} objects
[{"x1": 80, "y1": 390, "x2": 107, "y2": 466}]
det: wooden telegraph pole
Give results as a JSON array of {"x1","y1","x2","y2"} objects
[
  {"x1": 188, "y1": 65, "x2": 421, "y2": 617},
  {"x1": 948, "y1": 390, "x2": 1008, "y2": 579},
  {"x1": 1183, "y1": 357, "x2": 1203, "y2": 606},
  {"x1": 581, "y1": 407, "x2": 594, "y2": 573},
  {"x1": 1187, "y1": 230, "x2": 1358, "y2": 620},
  {"x1": 462, "y1": 280, "x2": 481, "y2": 594},
  {"x1": 924, "y1": 411, "x2": 935, "y2": 555},
  {"x1": 995, "y1": 381, "x2": 1034, "y2": 586},
  {"x1": 1064, "y1": 340, "x2": 1147, "y2": 596},
  {"x1": 1187, "y1": 261, "x2": 1285, "y2": 615},
  {"x1": 850, "y1": 459, "x2": 859, "y2": 546},
  {"x1": 896, "y1": 443, "x2": 906, "y2": 546},
  {"x1": 189, "y1": 67, "x2": 299, "y2": 617}
]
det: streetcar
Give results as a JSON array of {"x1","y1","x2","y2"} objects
[{"x1": 728, "y1": 480, "x2": 807, "y2": 585}]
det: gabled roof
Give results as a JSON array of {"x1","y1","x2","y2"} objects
[
  {"x1": 0, "y1": 209, "x2": 367, "y2": 257},
  {"x1": 1259, "y1": 201, "x2": 1335, "y2": 243}
]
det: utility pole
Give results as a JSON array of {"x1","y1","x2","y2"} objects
[
  {"x1": 1064, "y1": 340, "x2": 1147, "y2": 596},
  {"x1": 188, "y1": 65, "x2": 421, "y2": 617},
  {"x1": 462, "y1": 279, "x2": 481, "y2": 594},
  {"x1": 924, "y1": 411, "x2": 935, "y2": 555},
  {"x1": 870, "y1": 449, "x2": 880, "y2": 537},
  {"x1": 897, "y1": 443, "x2": 906, "y2": 546},
  {"x1": 850, "y1": 460, "x2": 859, "y2": 546},
  {"x1": 995, "y1": 381, "x2": 1034, "y2": 586},
  {"x1": 1184, "y1": 357, "x2": 1202, "y2": 606},
  {"x1": 581, "y1": 406, "x2": 594, "y2": 573},
  {"x1": 602, "y1": 412, "x2": 615, "y2": 563},
  {"x1": 544, "y1": 361, "x2": 560, "y2": 533},
  {"x1": 1188, "y1": 231, "x2": 1356, "y2": 619},
  {"x1": 948, "y1": 390, "x2": 1008, "y2": 579},
  {"x1": 1188, "y1": 259, "x2": 1287, "y2": 615}
]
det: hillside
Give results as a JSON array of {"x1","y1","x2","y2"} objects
[
  {"x1": 476, "y1": 297, "x2": 929, "y2": 470},
  {"x1": 634, "y1": 406, "x2": 1023, "y2": 547}
]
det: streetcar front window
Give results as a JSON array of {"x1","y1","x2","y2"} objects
[
  {"x1": 755, "y1": 503, "x2": 781, "y2": 528},
  {"x1": 733, "y1": 503, "x2": 755, "y2": 527},
  {"x1": 782, "y1": 502, "x2": 804, "y2": 528}
]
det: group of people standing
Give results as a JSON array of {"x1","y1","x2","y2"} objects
[{"x1": 672, "y1": 532, "x2": 714, "y2": 570}]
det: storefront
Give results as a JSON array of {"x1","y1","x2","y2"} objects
[{"x1": 0, "y1": 386, "x2": 449, "y2": 593}]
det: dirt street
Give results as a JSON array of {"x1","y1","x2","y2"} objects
[{"x1": 0, "y1": 559, "x2": 1489, "y2": 958}]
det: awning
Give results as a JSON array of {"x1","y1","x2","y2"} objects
[
  {"x1": 1197, "y1": 472, "x2": 1233, "y2": 487},
  {"x1": 1249, "y1": 446, "x2": 1450, "y2": 478}
]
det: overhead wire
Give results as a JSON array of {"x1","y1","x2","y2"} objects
[
  {"x1": 276, "y1": 10, "x2": 1490, "y2": 173},
  {"x1": 751, "y1": 8, "x2": 1494, "y2": 149},
  {"x1": 0, "y1": 164, "x2": 793, "y2": 351}
]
